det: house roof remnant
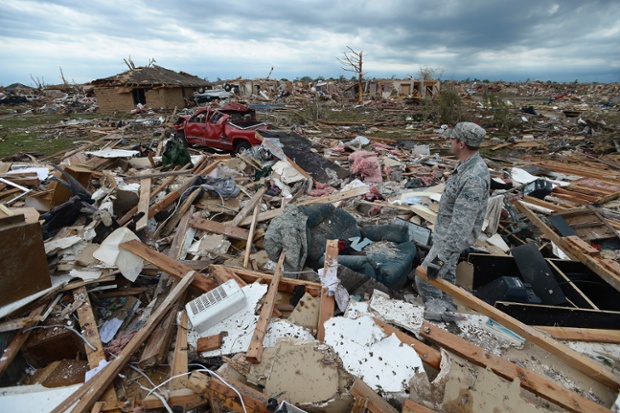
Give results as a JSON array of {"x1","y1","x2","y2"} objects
[{"x1": 89, "y1": 65, "x2": 209, "y2": 89}]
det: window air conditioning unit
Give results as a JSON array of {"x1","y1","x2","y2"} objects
[{"x1": 185, "y1": 279, "x2": 247, "y2": 334}]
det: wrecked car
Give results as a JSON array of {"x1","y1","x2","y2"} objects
[{"x1": 174, "y1": 102, "x2": 271, "y2": 153}]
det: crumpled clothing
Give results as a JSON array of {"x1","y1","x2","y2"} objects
[{"x1": 200, "y1": 176, "x2": 240, "y2": 198}]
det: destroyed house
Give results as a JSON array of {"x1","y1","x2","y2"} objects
[
  {"x1": 366, "y1": 78, "x2": 441, "y2": 99},
  {"x1": 89, "y1": 65, "x2": 209, "y2": 113}
]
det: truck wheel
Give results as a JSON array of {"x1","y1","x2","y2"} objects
[
  {"x1": 224, "y1": 83, "x2": 232, "y2": 92},
  {"x1": 175, "y1": 131, "x2": 189, "y2": 146},
  {"x1": 233, "y1": 140, "x2": 251, "y2": 154}
]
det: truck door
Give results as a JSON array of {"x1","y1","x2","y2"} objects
[
  {"x1": 203, "y1": 112, "x2": 230, "y2": 149},
  {"x1": 185, "y1": 112, "x2": 207, "y2": 142}
]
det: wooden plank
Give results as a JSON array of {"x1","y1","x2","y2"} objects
[
  {"x1": 402, "y1": 399, "x2": 438, "y2": 413},
  {"x1": 140, "y1": 388, "x2": 207, "y2": 410},
  {"x1": 535, "y1": 326, "x2": 620, "y2": 344},
  {"x1": 50, "y1": 271, "x2": 198, "y2": 413},
  {"x1": 120, "y1": 239, "x2": 217, "y2": 292},
  {"x1": 190, "y1": 217, "x2": 250, "y2": 240},
  {"x1": 235, "y1": 186, "x2": 370, "y2": 226},
  {"x1": 227, "y1": 266, "x2": 323, "y2": 297},
  {"x1": 135, "y1": 178, "x2": 151, "y2": 231},
  {"x1": 350, "y1": 378, "x2": 399, "y2": 413},
  {"x1": 159, "y1": 187, "x2": 201, "y2": 237},
  {"x1": 415, "y1": 266, "x2": 620, "y2": 391},
  {"x1": 169, "y1": 311, "x2": 189, "y2": 390},
  {"x1": 210, "y1": 265, "x2": 248, "y2": 287},
  {"x1": 523, "y1": 196, "x2": 566, "y2": 212},
  {"x1": 245, "y1": 251, "x2": 285, "y2": 363},
  {"x1": 243, "y1": 203, "x2": 261, "y2": 268},
  {"x1": 419, "y1": 321, "x2": 612, "y2": 413},
  {"x1": 373, "y1": 318, "x2": 441, "y2": 369},
  {"x1": 0, "y1": 303, "x2": 47, "y2": 377},
  {"x1": 74, "y1": 286, "x2": 120, "y2": 408},
  {"x1": 231, "y1": 186, "x2": 267, "y2": 227},
  {"x1": 196, "y1": 332, "x2": 225, "y2": 352},
  {"x1": 186, "y1": 371, "x2": 271, "y2": 413}
]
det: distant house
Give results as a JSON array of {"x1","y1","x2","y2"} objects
[{"x1": 89, "y1": 65, "x2": 209, "y2": 113}]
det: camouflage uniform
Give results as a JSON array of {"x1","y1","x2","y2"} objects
[{"x1": 416, "y1": 127, "x2": 490, "y2": 315}]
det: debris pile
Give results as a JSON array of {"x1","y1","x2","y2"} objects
[{"x1": 0, "y1": 77, "x2": 619, "y2": 413}]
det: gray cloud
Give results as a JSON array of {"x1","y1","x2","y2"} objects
[{"x1": 0, "y1": 0, "x2": 618, "y2": 86}]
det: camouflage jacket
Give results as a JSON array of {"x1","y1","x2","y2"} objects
[{"x1": 434, "y1": 152, "x2": 490, "y2": 264}]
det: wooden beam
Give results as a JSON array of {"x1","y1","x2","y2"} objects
[
  {"x1": 73, "y1": 286, "x2": 120, "y2": 408},
  {"x1": 235, "y1": 186, "x2": 370, "y2": 226},
  {"x1": 140, "y1": 388, "x2": 207, "y2": 410},
  {"x1": 243, "y1": 203, "x2": 261, "y2": 268},
  {"x1": 419, "y1": 321, "x2": 613, "y2": 413},
  {"x1": 186, "y1": 371, "x2": 271, "y2": 413},
  {"x1": 415, "y1": 266, "x2": 620, "y2": 391},
  {"x1": 120, "y1": 239, "x2": 217, "y2": 292},
  {"x1": 373, "y1": 318, "x2": 441, "y2": 369},
  {"x1": 402, "y1": 399, "x2": 438, "y2": 413},
  {"x1": 50, "y1": 271, "x2": 198, "y2": 413},
  {"x1": 169, "y1": 311, "x2": 189, "y2": 390},
  {"x1": 0, "y1": 303, "x2": 47, "y2": 377},
  {"x1": 190, "y1": 217, "x2": 250, "y2": 240},
  {"x1": 225, "y1": 265, "x2": 322, "y2": 297},
  {"x1": 245, "y1": 252, "x2": 285, "y2": 363},
  {"x1": 350, "y1": 378, "x2": 399, "y2": 413},
  {"x1": 231, "y1": 186, "x2": 267, "y2": 227},
  {"x1": 535, "y1": 326, "x2": 620, "y2": 344},
  {"x1": 197, "y1": 332, "x2": 225, "y2": 352},
  {"x1": 135, "y1": 178, "x2": 151, "y2": 231}
]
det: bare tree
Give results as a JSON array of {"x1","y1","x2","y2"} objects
[
  {"x1": 147, "y1": 58, "x2": 157, "y2": 68},
  {"x1": 418, "y1": 65, "x2": 444, "y2": 81},
  {"x1": 59, "y1": 67, "x2": 71, "y2": 92},
  {"x1": 338, "y1": 47, "x2": 365, "y2": 104},
  {"x1": 30, "y1": 74, "x2": 45, "y2": 90},
  {"x1": 123, "y1": 56, "x2": 136, "y2": 71}
]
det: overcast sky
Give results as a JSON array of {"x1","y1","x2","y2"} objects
[{"x1": 1, "y1": 0, "x2": 619, "y2": 87}]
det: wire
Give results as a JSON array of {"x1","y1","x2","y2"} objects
[
  {"x1": 145, "y1": 365, "x2": 249, "y2": 413},
  {"x1": 22, "y1": 324, "x2": 97, "y2": 351}
]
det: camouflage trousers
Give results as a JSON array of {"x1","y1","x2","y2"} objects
[{"x1": 415, "y1": 244, "x2": 457, "y2": 305}]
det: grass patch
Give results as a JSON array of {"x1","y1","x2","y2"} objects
[{"x1": 0, "y1": 112, "x2": 110, "y2": 159}]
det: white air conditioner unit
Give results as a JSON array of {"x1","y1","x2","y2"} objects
[{"x1": 185, "y1": 279, "x2": 247, "y2": 334}]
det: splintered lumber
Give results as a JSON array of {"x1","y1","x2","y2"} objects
[
  {"x1": 419, "y1": 321, "x2": 612, "y2": 413},
  {"x1": 245, "y1": 252, "x2": 285, "y2": 363},
  {"x1": 190, "y1": 217, "x2": 250, "y2": 240},
  {"x1": 0, "y1": 303, "x2": 47, "y2": 377},
  {"x1": 169, "y1": 311, "x2": 189, "y2": 390},
  {"x1": 415, "y1": 266, "x2": 620, "y2": 391},
  {"x1": 222, "y1": 265, "x2": 322, "y2": 296},
  {"x1": 140, "y1": 388, "x2": 207, "y2": 410},
  {"x1": 135, "y1": 178, "x2": 151, "y2": 231},
  {"x1": 159, "y1": 187, "x2": 202, "y2": 237},
  {"x1": 73, "y1": 286, "x2": 120, "y2": 407},
  {"x1": 402, "y1": 399, "x2": 438, "y2": 413},
  {"x1": 187, "y1": 371, "x2": 271, "y2": 413},
  {"x1": 231, "y1": 185, "x2": 267, "y2": 227},
  {"x1": 210, "y1": 265, "x2": 248, "y2": 287},
  {"x1": 120, "y1": 239, "x2": 217, "y2": 292},
  {"x1": 372, "y1": 318, "x2": 441, "y2": 369},
  {"x1": 350, "y1": 378, "x2": 399, "y2": 413},
  {"x1": 197, "y1": 332, "x2": 226, "y2": 352},
  {"x1": 243, "y1": 203, "x2": 261, "y2": 268},
  {"x1": 536, "y1": 326, "x2": 620, "y2": 344},
  {"x1": 318, "y1": 239, "x2": 338, "y2": 341},
  {"x1": 235, "y1": 185, "x2": 370, "y2": 226},
  {"x1": 50, "y1": 271, "x2": 198, "y2": 413}
]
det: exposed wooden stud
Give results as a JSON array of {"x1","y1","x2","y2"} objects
[
  {"x1": 245, "y1": 251, "x2": 285, "y2": 363},
  {"x1": 350, "y1": 378, "x2": 399, "y2": 413}
]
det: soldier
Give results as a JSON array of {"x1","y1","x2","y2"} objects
[{"x1": 415, "y1": 122, "x2": 490, "y2": 322}]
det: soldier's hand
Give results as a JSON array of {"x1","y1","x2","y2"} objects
[{"x1": 426, "y1": 256, "x2": 445, "y2": 280}]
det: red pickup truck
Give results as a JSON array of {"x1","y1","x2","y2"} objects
[{"x1": 174, "y1": 103, "x2": 271, "y2": 153}]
